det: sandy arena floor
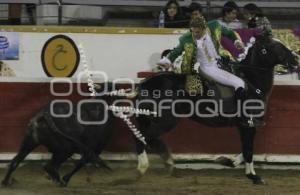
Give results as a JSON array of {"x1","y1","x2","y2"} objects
[{"x1": 1, "y1": 162, "x2": 300, "y2": 195}]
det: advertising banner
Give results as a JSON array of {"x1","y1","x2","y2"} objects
[{"x1": 0, "y1": 32, "x2": 19, "y2": 60}]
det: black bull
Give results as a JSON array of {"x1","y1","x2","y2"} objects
[{"x1": 1, "y1": 97, "x2": 116, "y2": 187}]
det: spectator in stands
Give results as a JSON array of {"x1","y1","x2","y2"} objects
[
  {"x1": 242, "y1": 3, "x2": 264, "y2": 28},
  {"x1": 26, "y1": 4, "x2": 36, "y2": 24},
  {"x1": 217, "y1": 1, "x2": 242, "y2": 29},
  {"x1": 242, "y1": 4, "x2": 272, "y2": 36},
  {"x1": 188, "y1": 2, "x2": 203, "y2": 20},
  {"x1": 8, "y1": 4, "x2": 21, "y2": 25},
  {"x1": 160, "y1": 0, "x2": 188, "y2": 28}
]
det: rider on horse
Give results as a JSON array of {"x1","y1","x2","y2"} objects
[
  {"x1": 188, "y1": 2, "x2": 243, "y2": 61},
  {"x1": 158, "y1": 16, "x2": 264, "y2": 127}
]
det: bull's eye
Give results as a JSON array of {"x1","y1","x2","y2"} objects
[{"x1": 261, "y1": 49, "x2": 267, "y2": 55}]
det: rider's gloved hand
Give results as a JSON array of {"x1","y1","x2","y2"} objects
[
  {"x1": 217, "y1": 56, "x2": 231, "y2": 72},
  {"x1": 288, "y1": 51, "x2": 300, "y2": 72},
  {"x1": 234, "y1": 40, "x2": 245, "y2": 50},
  {"x1": 292, "y1": 52, "x2": 300, "y2": 65},
  {"x1": 157, "y1": 57, "x2": 173, "y2": 71}
]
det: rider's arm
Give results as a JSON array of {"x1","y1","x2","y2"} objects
[
  {"x1": 167, "y1": 37, "x2": 184, "y2": 63},
  {"x1": 221, "y1": 25, "x2": 241, "y2": 41},
  {"x1": 208, "y1": 20, "x2": 244, "y2": 49},
  {"x1": 221, "y1": 25, "x2": 244, "y2": 49}
]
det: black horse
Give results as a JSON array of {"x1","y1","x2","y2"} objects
[{"x1": 132, "y1": 35, "x2": 299, "y2": 184}]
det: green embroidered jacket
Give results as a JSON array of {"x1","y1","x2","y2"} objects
[{"x1": 167, "y1": 20, "x2": 242, "y2": 74}]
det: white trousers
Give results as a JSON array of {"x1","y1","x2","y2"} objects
[{"x1": 199, "y1": 65, "x2": 245, "y2": 90}]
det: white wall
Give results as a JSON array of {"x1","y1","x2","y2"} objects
[
  {"x1": 2, "y1": 31, "x2": 299, "y2": 84},
  {"x1": 4, "y1": 32, "x2": 180, "y2": 81}
]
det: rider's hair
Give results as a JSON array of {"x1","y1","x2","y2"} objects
[{"x1": 190, "y1": 16, "x2": 206, "y2": 29}]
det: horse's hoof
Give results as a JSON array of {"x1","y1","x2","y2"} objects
[
  {"x1": 170, "y1": 168, "x2": 182, "y2": 178},
  {"x1": 102, "y1": 165, "x2": 113, "y2": 173},
  {"x1": 1, "y1": 180, "x2": 9, "y2": 187},
  {"x1": 58, "y1": 180, "x2": 68, "y2": 187},
  {"x1": 215, "y1": 156, "x2": 235, "y2": 168},
  {"x1": 134, "y1": 170, "x2": 144, "y2": 181},
  {"x1": 165, "y1": 163, "x2": 175, "y2": 175},
  {"x1": 86, "y1": 176, "x2": 92, "y2": 183},
  {"x1": 59, "y1": 181, "x2": 68, "y2": 188},
  {"x1": 51, "y1": 179, "x2": 65, "y2": 187},
  {"x1": 246, "y1": 174, "x2": 266, "y2": 185},
  {"x1": 44, "y1": 173, "x2": 51, "y2": 180},
  {"x1": 61, "y1": 176, "x2": 69, "y2": 187},
  {"x1": 1, "y1": 178, "x2": 16, "y2": 187},
  {"x1": 59, "y1": 182, "x2": 67, "y2": 187},
  {"x1": 168, "y1": 166, "x2": 174, "y2": 175},
  {"x1": 11, "y1": 178, "x2": 17, "y2": 184},
  {"x1": 100, "y1": 162, "x2": 112, "y2": 172}
]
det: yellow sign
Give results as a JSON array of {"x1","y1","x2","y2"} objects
[{"x1": 41, "y1": 35, "x2": 79, "y2": 77}]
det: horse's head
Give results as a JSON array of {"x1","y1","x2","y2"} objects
[
  {"x1": 252, "y1": 35, "x2": 299, "y2": 69},
  {"x1": 240, "y1": 35, "x2": 299, "y2": 95}
]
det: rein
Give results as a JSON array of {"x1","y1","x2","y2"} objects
[
  {"x1": 234, "y1": 37, "x2": 269, "y2": 72},
  {"x1": 232, "y1": 63, "x2": 269, "y2": 71}
]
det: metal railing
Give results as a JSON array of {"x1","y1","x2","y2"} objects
[
  {"x1": 0, "y1": 0, "x2": 299, "y2": 25},
  {"x1": 1, "y1": 0, "x2": 300, "y2": 8}
]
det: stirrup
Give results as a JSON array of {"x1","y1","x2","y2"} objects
[
  {"x1": 239, "y1": 117, "x2": 265, "y2": 128},
  {"x1": 247, "y1": 118, "x2": 266, "y2": 128}
]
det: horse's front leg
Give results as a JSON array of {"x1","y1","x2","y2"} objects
[
  {"x1": 135, "y1": 138, "x2": 149, "y2": 176},
  {"x1": 148, "y1": 138, "x2": 174, "y2": 174},
  {"x1": 238, "y1": 126, "x2": 265, "y2": 185}
]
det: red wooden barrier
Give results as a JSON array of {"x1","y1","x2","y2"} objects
[{"x1": 0, "y1": 81, "x2": 299, "y2": 154}]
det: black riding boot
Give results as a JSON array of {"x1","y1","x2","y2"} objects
[{"x1": 235, "y1": 87, "x2": 265, "y2": 128}]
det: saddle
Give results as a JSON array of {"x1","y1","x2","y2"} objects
[
  {"x1": 184, "y1": 57, "x2": 239, "y2": 114},
  {"x1": 183, "y1": 58, "x2": 266, "y2": 116},
  {"x1": 184, "y1": 56, "x2": 236, "y2": 96},
  {"x1": 184, "y1": 71, "x2": 236, "y2": 114}
]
